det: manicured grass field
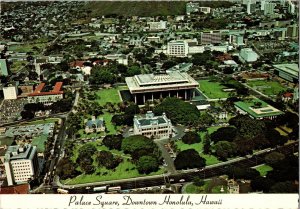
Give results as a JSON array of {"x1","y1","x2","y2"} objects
[
  {"x1": 255, "y1": 164, "x2": 273, "y2": 177},
  {"x1": 10, "y1": 60, "x2": 27, "y2": 73},
  {"x1": 0, "y1": 137, "x2": 13, "y2": 146},
  {"x1": 247, "y1": 80, "x2": 287, "y2": 96},
  {"x1": 31, "y1": 134, "x2": 48, "y2": 152},
  {"x1": 8, "y1": 43, "x2": 46, "y2": 54},
  {"x1": 21, "y1": 118, "x2": 59, "y2": 125},
  {"x1": 63, "y1": 159, "x2": 165, "y2": 184},
  {"x1": 66, "y1": 141, "x2": 165, "y2": 184},
  {"x1": 175, "y1": 126, "x2": 222, "y2": 166},
  {"x1": 198, "y1": 80, "x2": 230, "y2": 99},
  {"x1": 95, "y1": 86, "x2": 128, "y2": 106}
]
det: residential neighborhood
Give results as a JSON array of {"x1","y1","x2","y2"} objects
[{"x1": 0, "y1": 0, "x2": 298, "y2": 199}]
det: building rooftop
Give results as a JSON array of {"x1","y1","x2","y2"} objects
[
  {"x1": 126, "y1": 71, "x2": 198, "y2": 93},
  {"x1": 234, "y1": 99, "x2": 284, "y2": 118},
  {"x1": 5, "y1": 144, "x2": 36, "y2": 161},
  {"x1": 86, "y1": 118, "x2": 104, "y2": 128},
  {"x1": 28, "y1": 82, "x2": 63, "y2": 96},
  {"x1": 134, "y1": 111, "x2": 170, "y2": 127},
  {"x1": 0, "y1": 183, "x2": 29, "y2": 194},
  {"x1": 273, "y1": 63, "x2": 299, "y2": 77}
]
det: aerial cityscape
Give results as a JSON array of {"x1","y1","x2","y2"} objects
[{"x1": 0, "y1": 0, "x2": 298, "y2": 196}]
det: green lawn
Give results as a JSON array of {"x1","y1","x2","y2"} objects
[
  {"x1": 247, "y1": 80, "x2": 287, "y2": 96},
  {"x1": 0, "y1": 137, "x2": 13, "y2": 146},
  {"x1": 8, "y1": 42, "x2": 47, "y2": 54},
  {"x1": 10, "y1": 60, "x2": 27, "y2": 73},
  {"x1": 184, "y1": 183, "x2": 208, "y2": 194},
  {"x1": 255, "y1": 164, "x2": 273, "y2": 177},
  {"x1": 176, "y1": 126, "x2": 222, "y2": 166},
  {"x1": 66, "y1": 141, "x2": 165, "y2": 184},
  {"x1": 63, "y1": 159, "x2": 165, "y2": 184},
  {"x1": 31, "y1": 134, "x2": 48, "y2": 152},
  {"x1": 21, "y1": 118, "x2": 59, "y2": 125},
  {"x1": 198, "y1": 80, "x2": 230, "y2": 99},
  {"x1": 95, "y1": 86, "x2": 127, "y2": 106}
]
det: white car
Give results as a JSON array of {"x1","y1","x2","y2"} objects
[{"x1": 179, "y1": 179, "x2": 185, "y2": 182}]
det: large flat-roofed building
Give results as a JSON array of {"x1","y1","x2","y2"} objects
[
  {"x1": 201, "y1": 31, "x2": 222, "y2": 44},
  {"x1": 125, "y1": 71, "x2": 199, "y2": 105},
  {"x1": 27, "y1": 82, "x2": 63, "y2": 104},
  {"x1": 273, "y1": 63, "x2": 299, "y2": 83},
  {"x1": 239, "y1": 48, "x2": 259, "y2": 62},
  {"x1": 133, "y1": 111, "x2": 172, "y2": 139},
  {"x1": 234, "y1": 99, "x2": 284, "y2": 120},
  {"x1": 4, "y1": 144, "x2": 39, "y2": 186}
]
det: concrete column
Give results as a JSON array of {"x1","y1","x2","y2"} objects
[
  {"x1": 168, "y1": 91, "x2": 171, "y2": 97},
  {"x1": 134, "y1": 95, "x2": 137, "y2": 104},
  {"x1": 152, "y1": 93, "x2": 154, "y2": 101},
  {"x1": 184, "y1": 90, "x2": 187, "y2": 100},
  {"x1": 176, "y1": 91, "x2": 179, "y2": 98},
  {"x1": 193, "y1": 90, "x2": 195, "y2": 98},
  {"x1": 143, "y1": 94, "x2": 146, "y2": 103},
  {"x1": 160, "y1": 92, "x2": 162, "y2": 98}
]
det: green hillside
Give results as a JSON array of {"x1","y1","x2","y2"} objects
[{"x1": 84, "y1": 1, "x2": 186, "y2": 17}]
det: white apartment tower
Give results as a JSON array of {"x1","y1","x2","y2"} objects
[
  {"x1": 3, "y1": 86, "x2": 18, "y2": 100},
  {"x1": 264, "y1": 2, "x2": 276, "y2": 15},
  {"x1": 167, "y1": 40, "x2": 189, "y2": 57},
  {"x1": 4, "y1": 144, "x2": 39, "y2": 186}
]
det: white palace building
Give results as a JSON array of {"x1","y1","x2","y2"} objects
[
  {"x1": 125, "y1": 71, "x2": 199, "y2": 105},
  {"x1": 133, "y1": 111, "x2": 173, "y2": 139}
]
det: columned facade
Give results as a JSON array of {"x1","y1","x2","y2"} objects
[{"x1": 125, "y1": 72, "x2": 199, "y2": 105}]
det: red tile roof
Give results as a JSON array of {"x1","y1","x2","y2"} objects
[
  {"x1": 69, "y1": 60, "x2": 85, "y2": 68},
  {"x1": 283, "y1": 92, "x2": 293, "y2": 98},
  {"x1": 28, "y1": 82, "x2": 63, "y2": 96},
  {"x1": 0, "y1": 183, "x2": 30, "y2": 194}
]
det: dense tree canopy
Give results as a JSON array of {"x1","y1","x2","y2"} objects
[
  {"x1": 210, "y1": 127, "x2": 237, "y2": 143},
  {"x1": 56, "y1": 157, "x2": 80, "y2": 180},
  {"x1": 89, "y1": 66, "x2": 116, "y2": 85},
  {"x1": 264, "y1": 152, "x2": 285, "y2": 166},
  {"x1": 153, "y1": 97, "x2": 200, "y2": 126},
  {"x1": 174, "y1": 149, "x2": 206, "y2": 170},
  {"x1": 121, "y1": 135, "x2": 160, "y2": 161},
  {"x1": 181, "y1": 132, "x2": 201, "y2": 144},
  {"x1": 95, "y1": 150, "x2": 122, "y2": 169},
  {"x1": 136, "y1": 155, "x2": 159, "y2": 174},
  {"x1": 102, "y1": 134, "x2": 123, "y2": 150},
  {"x1": 213, "y1": 141, "x2": 237, "y2": 160},
  {"x1": 251, "y1": 176, "x2": 275, "y2": 193},
  {"x1": 226, "y1": 166, "x2": 260, "y2": 180},
  {"x1": 269, "y1": 181, "x2": 298, "y2": 193}
]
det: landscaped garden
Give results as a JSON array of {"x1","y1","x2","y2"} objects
[
  {"x1": 255, "y1": 164, "x2": 273, "y2": 177},
  {"x1": 175, "y1": 126, "x2": 222, "y2": 166},
  {"x1": 198, "y1": 80, "x2": 230, "y2": 99},
  {"x1": 31, "y1": 134, "x2": 48, "y2": 152},
  {"x1": 183, "y1": 177, "x2": 228, "y2": 194},
  {"x1": 246, "y1": 80, "x2": 287, "y2": 96},
  {"x1": 58, "y1": 135, "x2": 166, "y2": 184}
]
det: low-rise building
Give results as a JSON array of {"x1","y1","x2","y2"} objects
[
  {"x1": 27, "y1": 82, "x2": 63, "y2": 104},
  {"x1": 234, "y1": 99, "x2": 284, "y2": 120},
  {"x1": 273, "y1": 63, "x2": 298, "y2": 83},
  {"x1": 0, "y1": 59, "x2": 9, "y2": 76},
  {"x1": 84, "y1": 116, "x2": 105, "y2": 134},
  {"x1": 4, "y1": 144, "x2": 39, "y2": 186},
  {"x1": 239, "y1": 48, "x2": 259, "y2": 62},
  {"x1": 147, "y1": 21, "x2": 167, "y2": 31},
  {"x1": 133, "y1": 111, "x2": 172, "y2": 139}
]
